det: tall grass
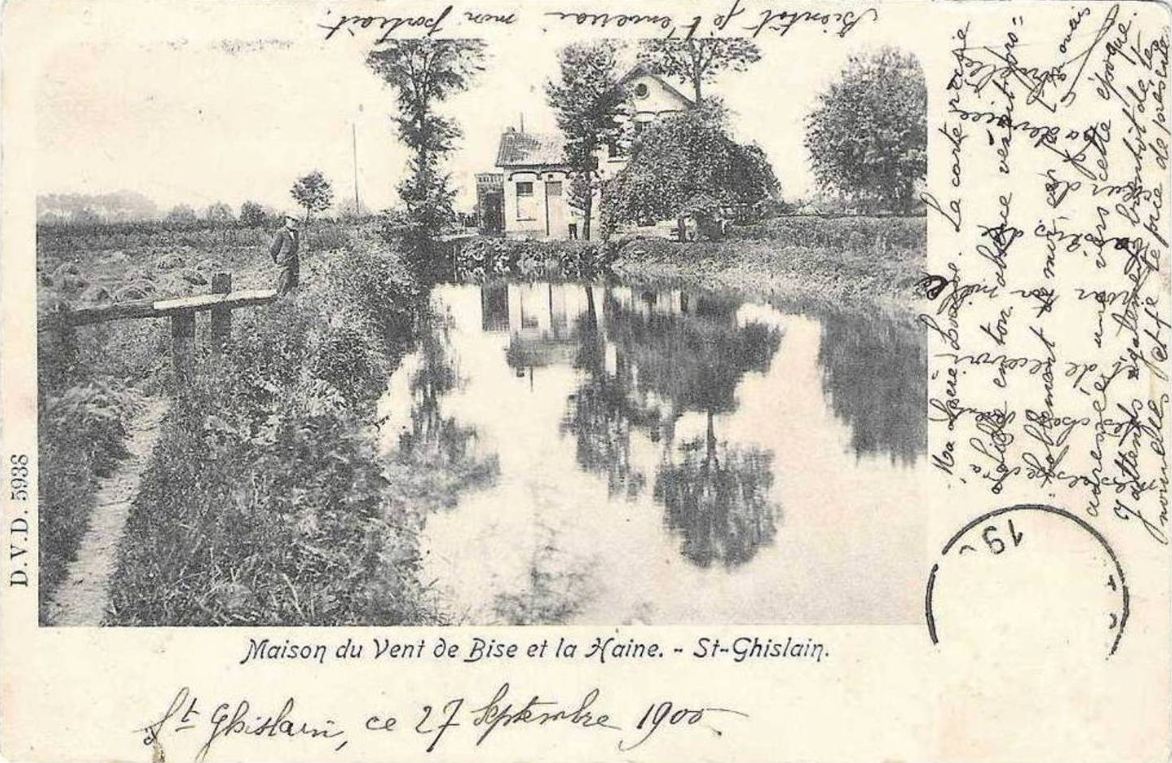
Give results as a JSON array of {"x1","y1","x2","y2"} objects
[
  {"x1": 105, "y1": 245, "x2": 462, "y2": 626},
  {"x1": 38, "y1": 380, "x2": 138, "y2": 615}
]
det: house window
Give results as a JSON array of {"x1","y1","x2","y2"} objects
[
  {"x1": 634, "y1": 82, "x2": 650, "y2": 99},
  {"x1": 516, "y1": 181, "x2": 537, "y2": 220}
]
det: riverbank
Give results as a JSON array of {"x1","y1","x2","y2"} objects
[
  {"x1": 611, "y1": 215, "x2": 925, "y2": 313},
  {"x1": 103, "y1": 244, "x2": 457, "y2": 625},
  {"x1": 450, "y1": 215, "x2": 925, "y2": 312}
]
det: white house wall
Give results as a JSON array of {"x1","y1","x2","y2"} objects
[{"x1": 501, "y1": 168, "x2": 596, "y2": 240}]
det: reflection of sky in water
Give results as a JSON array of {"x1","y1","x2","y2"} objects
[{"x1": 376, "y1": 283, "x2": 927, "y2": 626}]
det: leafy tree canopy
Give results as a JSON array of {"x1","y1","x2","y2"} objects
[
  {"x1": 239, "y1": 201, "x2": 267, "y2": 227},
  {"x1": 367, "y1": 40, "x2": 486, "y2": 274},
  {"x1": 205, "y1": 202, "x2": 235, "y2": 222},
  {"x1": 605, "y1": 101, "x2": 778, "y2": 230},
  {"x1": 290, "y1": 171, "x2": 334, "y2": 220},
  {"x1": 637, "y1": 38, "x2": 761, "y2": 103},
  {"x1": 805, "y1": 47, "x2": 926, "y2": 213},
  {"x1": 545, "y1": 41, "x2": 625, "y2": 240},
  {"x1": 165, "y1": 204, "x2": 197, "y2": 223}
]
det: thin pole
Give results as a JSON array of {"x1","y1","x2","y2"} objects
[{"x1": 352, "y1": 121, "x2": 360, "y2": 216}]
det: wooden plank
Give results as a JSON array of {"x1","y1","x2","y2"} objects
[
  {"x1": 45, "y1": 298, "x2": 158, "y2": 329},
  {"x1": 171, "y1": 310, "x2": 195, "y2": 391},
  {"x1": 210, "y1": 273, "x2": 232, "y2": 353},
  {"x1": 39, "y1": 288, "x2": 279, "y2": 330},
  {"x1": 152, "y1": 289, "x2": 277, "y2": 314}
]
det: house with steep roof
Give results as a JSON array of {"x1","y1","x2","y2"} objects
[{"x1": 477, "y1": 65, "x2": 693, "y2": 240}]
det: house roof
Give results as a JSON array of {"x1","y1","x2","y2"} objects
[
  {"x1": 493, "y1": 66, "x2": 692, "y2": 168},
  {"x1": 495, "y1": 130, "x2": 567, "y2": 167},
  {"x1": 617, "y1": 63, "x2": 695, "y2": 107}
]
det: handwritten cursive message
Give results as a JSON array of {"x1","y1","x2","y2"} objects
[
  {"x1": 137, "y1": 684, "x2": 749, "y2": 760},
  {"x1": 316, "y1": 0, "x2": 879, "y2": 42},
  {"x1": 922, "y1": 4, "x2": 1170, "y2": 547}
]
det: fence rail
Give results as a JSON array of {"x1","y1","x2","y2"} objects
[
  {"x1": 40, "y1": 272, "x2": 277, "y2": 390},
  {"x1": 41, "y1": 288, "x2": 278, "y2": 329}
]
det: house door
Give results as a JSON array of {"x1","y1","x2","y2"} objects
[
  {"x1": 481, "y1": 190, "x2": 503, "y2": 233},
  {"x1": 544, "y1": 181, "x2": 564, "y2": 238}
]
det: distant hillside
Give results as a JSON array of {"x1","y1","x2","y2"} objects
[{"x1": 37, "y1": 191, "x2": 160, "y2": 223}]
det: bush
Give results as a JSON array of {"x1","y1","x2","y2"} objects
[
  {"x1": 728, "y1": 215, "x2": 925, "y2": 252},
  {"x1": 305, "y1": 222, "x2": 352, "y2": 252},
  {"x1": 457, "y1": 238, "x2": 616, "y2": 282},
  {"x1": 614, "y1": 216, "x2": 926, "y2": 304}
]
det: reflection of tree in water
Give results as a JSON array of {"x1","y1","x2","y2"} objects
[
  {"x1": 560, "y1": 290, "x2": 651, "y2": 499},
  {"x1": 396, "y1": 309, "x2": 499, "y2": 506},
  {"x1": 608, "y1": 291, "x2": 781, "y2": 422},
  {"x1": 563, "y1": 288, "x2": 783, "y2": 566},
  {"x1": 817, "y1": 310, "x2": 926, "y2": 465},
  {"x1": 492, "y1": 531, "x2": 595, "y2": 625},
  {"x1": 655, "y1": 423, "x2": 777, "y2": 568}
]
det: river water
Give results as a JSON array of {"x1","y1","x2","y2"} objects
[{"x1": 377, "y1": 281, "x2": 927, "y2": 625}]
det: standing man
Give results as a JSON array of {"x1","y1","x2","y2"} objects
[{"x1": 270, "y1": 213, "x2": 301, "y2": 296}]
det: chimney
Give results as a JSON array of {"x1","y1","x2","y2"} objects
[{"x1": 519, "y1": 113, "x2": 525, "y2": 133}]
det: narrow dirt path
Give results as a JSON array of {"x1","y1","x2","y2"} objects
[{"x1": 44, "y1": 396, "x2": 170, "y2": 626}]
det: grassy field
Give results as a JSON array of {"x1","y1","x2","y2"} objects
[{"x1": 611, "y1": 215, "x2": 926, "y2": 310}]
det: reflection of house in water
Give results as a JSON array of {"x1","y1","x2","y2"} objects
[
  {"x1": 480, "y1": 283, "x2": 714, "y2": 383},
  {"x1": 480, "y1": 282, "x2": 593, "y2": 375}
]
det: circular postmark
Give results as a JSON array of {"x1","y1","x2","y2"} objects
[{"x1": 926, "y1": 504, "x2": 1128, "y2": 658}]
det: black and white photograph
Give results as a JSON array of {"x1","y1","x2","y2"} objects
[
  {"x1": 6, "y1": 1, "x2": 1172, "y2": 761},
  {"x1": 34, "y1": 18, "x2": 929, "y2": 627}
]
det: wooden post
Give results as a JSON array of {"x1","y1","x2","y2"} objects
[
  {"x1": 171, "y1": 310, "x2": 195, "y2": 391},
  {"x1": 210, "y1": 272, "x2": 232, "y2": 353}
]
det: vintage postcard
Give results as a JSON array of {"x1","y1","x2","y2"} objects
[{"x1": 0, "y1": 0, "x2": 1168, "y2": 760}]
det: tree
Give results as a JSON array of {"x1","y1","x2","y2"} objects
[
  {"x1": 165, "y1": 204, "x2": 197, "y2": 223},
  {"x1": 290, "y1": 171, "x2": 334, "y2": 221},
  {"x1": 70, "y1": 208, "x2": 102, "y2": 225},
  {"x1": 805, "y1": 47, "x2": 926, "y2": 213},
  {"x1": 205, "y1": 202, "x2": 235, "y2": 223},
  {"x1": 605, "y1": 101, "x2": 778, "y2": 233},
  {"x1": 637, "y1": 38, "x2": 761, "y2": 104},
  {"x1": 367, "y1": 40, "x2": 486, "y2": 276},
  {"x1": 239, "y1": 201, "x2": 267, "y2": 227},
  {"x1": 545, "y1": 41, "x2": 626, "y2": 241}
]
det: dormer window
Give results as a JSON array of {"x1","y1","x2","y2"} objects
[{"x1": 633, "y1": 82, "x2": 650, "y2": 99}]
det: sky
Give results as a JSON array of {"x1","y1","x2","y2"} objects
[{"x1": 32, "y1": 5, "x2": 911, "y2": 216}]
